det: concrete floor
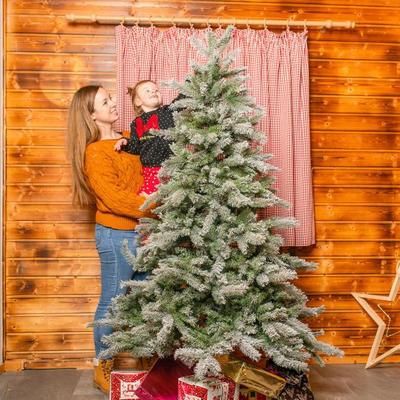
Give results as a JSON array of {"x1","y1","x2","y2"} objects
[
  {"x1": 0, "y1": 368, "x2": 106, "y2": 400},
  {"x1": 0, "y1": 364, "x2": 399, "y2": 400}
]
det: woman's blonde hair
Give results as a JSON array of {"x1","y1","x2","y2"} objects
[
  {"x1": 127, "y1": 79, "x2": 155, "y2": 117},
  {"x1": 67, "y1": 85, "x2": 101, "y2": 206}
]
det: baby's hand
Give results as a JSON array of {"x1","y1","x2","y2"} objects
[
  {"x1": 114, "y1": 138, "x2": 128, "y2": 151},
  {"x1": 139, "y1": 191, "x2": 150, "y2": 198}
]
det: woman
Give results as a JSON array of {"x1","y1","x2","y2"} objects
[{"x1": 67, "y1": 85, "x2": 150, "y2": 394}]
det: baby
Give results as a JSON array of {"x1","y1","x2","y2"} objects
[{"x1": 115, "y1": 80, "x2": 183, "y2": 196}]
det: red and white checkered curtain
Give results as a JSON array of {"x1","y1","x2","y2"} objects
[{"x1": 115, "y1": 25, "x2": 315, "y2": 247}]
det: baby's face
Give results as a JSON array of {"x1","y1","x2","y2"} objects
[{"x1": 135, "y1": 81, "x2": 162, "y2": 112}]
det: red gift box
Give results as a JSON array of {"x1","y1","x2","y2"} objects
[
  {"x1": 238, "y1": 387, "x2": 267, "y2": 400},
  {"x1": 135, "y1": 357, "x2": 193, "y2": 400},
  {"x1": 178, "y1": 376, "x2": 229, "y2": 400},
  {"x1": 110, "y1": 371, "x2": 147, "y2": 400},
  {"x1": 219, "y1": 375, "x2": 239, "y2": 400}
]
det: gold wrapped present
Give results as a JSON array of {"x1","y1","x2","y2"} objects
[{"x1": 221, "y1": 360, "x2": 286, "y2": 398}]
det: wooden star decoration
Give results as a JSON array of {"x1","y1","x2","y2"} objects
[{"x1": 352, "y1": 261, "x2": 400, "y2": 368}]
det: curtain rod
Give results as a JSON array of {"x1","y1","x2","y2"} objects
[{"x1": 66, "y1": 14, "x2": 356, "y2": 29}]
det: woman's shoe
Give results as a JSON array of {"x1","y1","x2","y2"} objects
[{"x1": 93, "y1": 358, "x2": 114, "y2": 394}]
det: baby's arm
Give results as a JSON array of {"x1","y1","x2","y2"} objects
[
  {"x1": 113, "y1": 121, "x2": 141, "y2": 154},
  {"x1": 114, "y1": 137, "x2": 128, "y2": 151},
  {"x1": 113, "y1": 136, "x2": 139, "y2": 154},
  {"x1": 125, "y1": 120, "x2": 141, "y2": 154}
]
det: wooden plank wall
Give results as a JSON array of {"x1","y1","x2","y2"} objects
[{"x1": 5, "y1": 0, "x2": 400, "y2": 369}]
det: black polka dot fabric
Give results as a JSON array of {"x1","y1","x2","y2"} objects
[
  {"x1": 135, "y1": 103, "x2": 175, "y2": 167},
  {"x1": 123, "y1": 95, "x2": 185, "y2": 195}
]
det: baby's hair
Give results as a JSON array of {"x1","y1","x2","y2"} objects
[{"x1": 127, "y1": 79, "x2": 156, "y2": 117}]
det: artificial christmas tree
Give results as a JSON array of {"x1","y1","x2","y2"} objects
[{"x1": 98, "y1": 26, "x2": 342, "y2": 380}]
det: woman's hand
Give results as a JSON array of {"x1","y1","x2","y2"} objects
[{"x1": 114, "y1": 137, "x2": 128, "y2": 151}]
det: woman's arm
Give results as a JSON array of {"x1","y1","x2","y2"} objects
[{"x1": 85, "y1": 147, "x2": 151, "y2": 218}]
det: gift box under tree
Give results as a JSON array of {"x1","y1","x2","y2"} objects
[
  {"x1": 178, "y1": 376, "x2": 230, "y2": 400},
  {"x1": 239, "y1": 387, "x2": 267, "y2": 400},
  {"x1": 135, "y1": 357, "x2": 193, "y2": 400},
  {"x1": 110, "y1": 371, "x2": 147, "y2": 400}
]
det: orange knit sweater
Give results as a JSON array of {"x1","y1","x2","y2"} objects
[{"x1": 85, "y1": 138, "x2": 151, "y2": 230}]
